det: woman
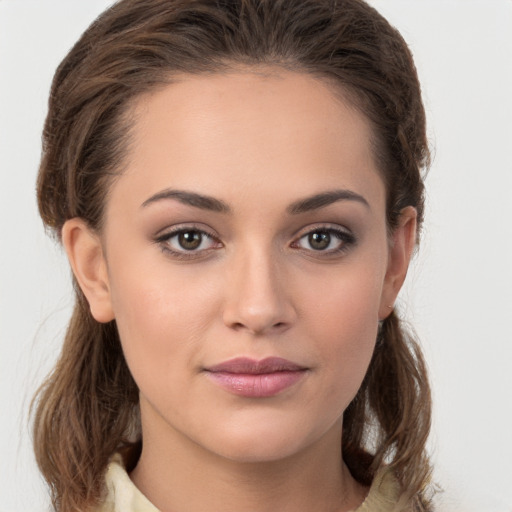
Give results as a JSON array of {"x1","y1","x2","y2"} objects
[{"x1": 33, "y1": 0, "x2": 433, "y2": 510}]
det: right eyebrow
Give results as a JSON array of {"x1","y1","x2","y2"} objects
[{"x1": 141, "y1": 188, "x2": 231, "y2": 214}]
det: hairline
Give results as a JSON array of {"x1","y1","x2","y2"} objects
[{"x1": 93, "y1": 63, "x2": 389, "y2": 235}]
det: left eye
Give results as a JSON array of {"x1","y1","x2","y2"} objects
[
  {"x1": 294, "y1": 228, "x2": 354, "y2": 252},
  {"x1": 159, "y1": 229, "x2": 218, "y2": 253}
]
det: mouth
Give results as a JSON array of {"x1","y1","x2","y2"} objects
[{"x1": 204, "y1": 357, "x2": 309, "y2": 398}]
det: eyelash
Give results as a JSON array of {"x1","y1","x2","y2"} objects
[
  {"x1": 154, "y1": 224, "x2": 356, "y2": 260},
  {"x1": 291, "y1": 225, "x2": 356, "y2": 256},
  {"x1": 154, "y1": 225, "x2": 221, "y2": 260}
]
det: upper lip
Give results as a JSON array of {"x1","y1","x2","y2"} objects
[{"x1": 206, "y1": 357, "x2": 307, "y2": 374}]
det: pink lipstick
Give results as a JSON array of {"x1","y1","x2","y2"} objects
[{"x1": 204, "y1": 357, "x2": 308, "y2": 398}]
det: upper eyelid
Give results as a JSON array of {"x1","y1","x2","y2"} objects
[
  {"x1": 292, "y1": 223, "x2": 353, "y2": 239},
  {"x1": 154, "y1": 223, "x2": 219, "y2": 239},
  {"x1": 154, "y1": 222, "x2": 353, "y2": 240},
  {"x1": 154, "y1": 225, "x2": 222, "y2": 254},
  {"x1": 155, "y1": 227, "x2": 222, "y2": 258},
  {"x1": 291, "y1": 224, "x2": 356, "y2": 250},
  {"x1": 153, "y1": 221, "x2": 355, "y2": 243}
]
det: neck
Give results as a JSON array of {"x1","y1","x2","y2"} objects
[{"x1": 130, "y1": 405, "x2": 367, "y2": 512}]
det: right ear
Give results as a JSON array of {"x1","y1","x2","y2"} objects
[{"x1": 61, "y1": 218, "x2": 114, "y2": 323}]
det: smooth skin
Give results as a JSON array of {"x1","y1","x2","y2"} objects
[{"x1": 62, "y1": 68, "x2": 416, "y2": 512}]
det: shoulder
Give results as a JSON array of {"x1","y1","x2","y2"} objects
[
  {"x1": 353, "y1": 468, "x2": 401, "y2": 512},
  {"x1": 95, "y1": 454, "x2": 160, "y2": 512},
  {"x1": 97, "y1": 455, "x2": 402, "y2": 512}
]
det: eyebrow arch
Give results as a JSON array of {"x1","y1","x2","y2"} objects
[
  {"x1": 141, "y1": 189, "x2": 231, "y2": 213},
  {"x1": 287, "y1": 189, "x2": 370, "y2": 214}
]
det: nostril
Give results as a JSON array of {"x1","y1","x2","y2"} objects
[{"x1": 227, "y1": 319, "x2": 289, "y2": 334}]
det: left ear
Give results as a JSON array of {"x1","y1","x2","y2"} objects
[{"x1": 379, "y1": 206, "x2": 417, "y2": 320}]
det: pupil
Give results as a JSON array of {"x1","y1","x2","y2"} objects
[
  {"x1": 178, "y1": 231, "x2": 201, "y2": 250},
  {"x1": 309, "y1": 231, "x2": 330, "y2": 250}
]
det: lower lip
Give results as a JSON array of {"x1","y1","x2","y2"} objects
[{"x1": 205, "y1": 370, "x2": 306, "y2": 398}]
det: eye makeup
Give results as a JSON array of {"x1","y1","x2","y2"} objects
[
  {"x1": 153, "y1": 220, "x2": 357, "y2": 263},
  {"x1": 290, "y1": 224, "x2": 357, "y2": 257},
  {"x1": 154, "y1": 223, "x2": 223, "y2": 260}
]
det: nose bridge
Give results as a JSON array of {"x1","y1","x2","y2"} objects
[{"x1": 223, "y1": 239, "x2": 294, "y2": 334}]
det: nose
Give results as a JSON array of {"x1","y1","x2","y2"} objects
[{"x1": 222, "y1": 246, "x2": 297, "y2": 336}]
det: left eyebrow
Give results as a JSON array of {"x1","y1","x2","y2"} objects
[{"x1": 286, "y1": 189, "x2": 370, "y2": 214}]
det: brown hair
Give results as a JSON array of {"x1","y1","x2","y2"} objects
[{"x1": 34, "y1": 0, "x2": 433, "y2": 510}]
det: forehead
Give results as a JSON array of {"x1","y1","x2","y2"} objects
[{"x1": 109, "y1": 68, "x2": 384, "y2": 215}]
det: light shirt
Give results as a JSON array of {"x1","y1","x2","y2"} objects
[{"x1": 97, "y1": 455, "x2": 400, "y2": 512}]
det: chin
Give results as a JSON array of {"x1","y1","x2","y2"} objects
[
  {"x1": 214, "y1": 437, "x2": 304, "y2": 464},
  {"x1": 198, "y1": 414, "x2": 336, "y2": 464}
]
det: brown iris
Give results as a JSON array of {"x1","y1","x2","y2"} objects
[
  {"x1": 308, "y1": 231, "x2": 331, "y2": 250},
  {"x1": 178, "y1": 231, "x2": 202, "y2": 250}
]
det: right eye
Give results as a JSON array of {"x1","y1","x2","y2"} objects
[{"x1": 155, "y1": 227, "x2": 221, "y2": 257}]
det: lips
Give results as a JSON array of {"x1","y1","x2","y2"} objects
[{"x1": 204, "y1": 357, "x2": 308, "y2": 398}]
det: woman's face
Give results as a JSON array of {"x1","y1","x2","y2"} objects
[{"x1": 67, "y1": 69, "x2": 414, "y2": 463}]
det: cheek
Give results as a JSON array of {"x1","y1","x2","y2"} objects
[
  {"x1": 300, "y1": 257, "x2": 385, "y2": 338},
  {"x1": 296, "y1": 258, "x2": 385, "y2": 399},
  {"x1": 106, "y1": 255, "x2": 221, "y2": 381}
]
